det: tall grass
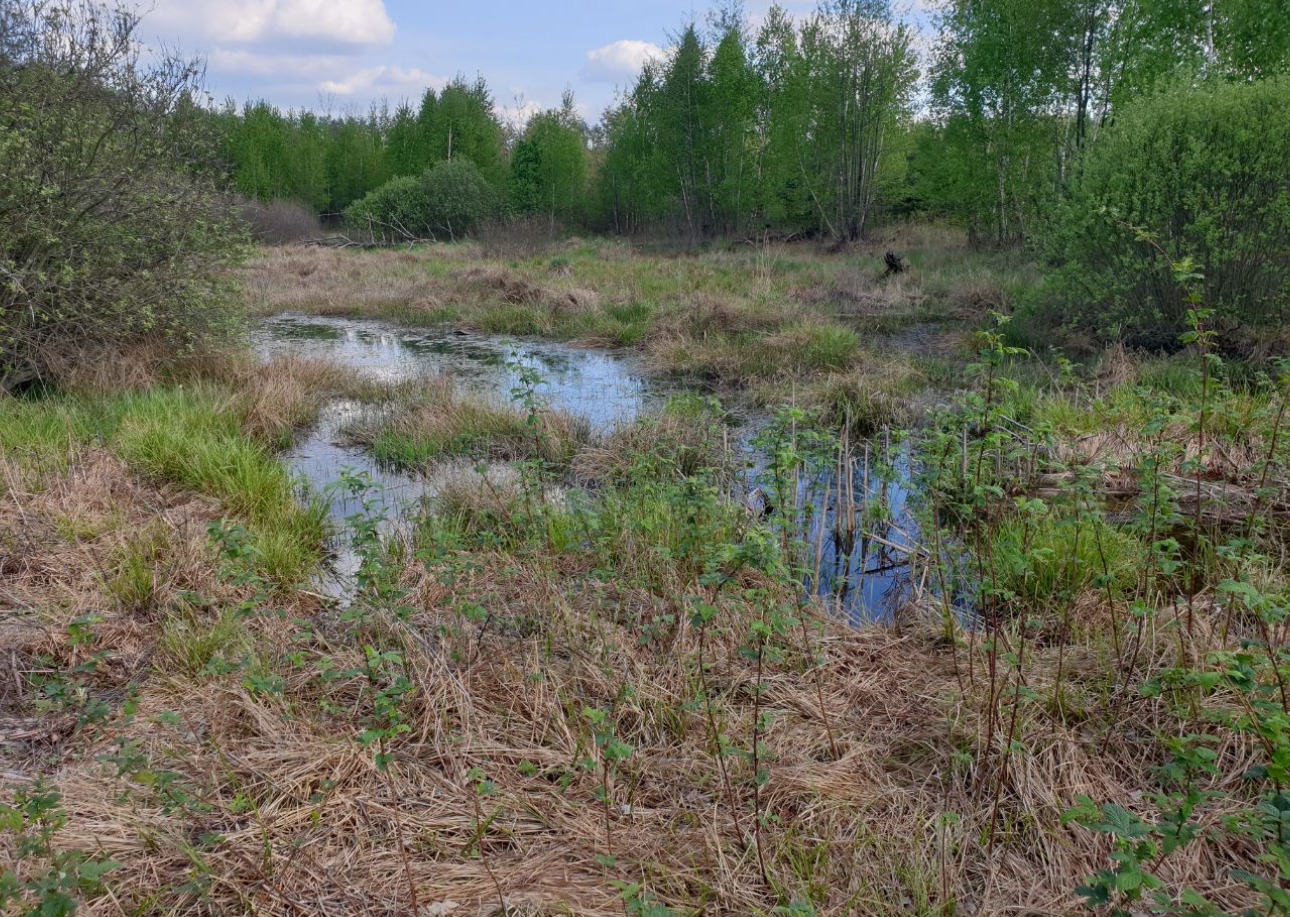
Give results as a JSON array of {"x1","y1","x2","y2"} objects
[{"x1": 2, "y1": 383, "x2": 326, "y2": 584}]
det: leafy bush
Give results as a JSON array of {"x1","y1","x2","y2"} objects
[
  {"x1": 421, "y1": 160, "x2": 497, "y2": 240},
  {"x1": 342, "y1": 175, "x2": 431, "y2": 243},
  {"x1": 1037, "y1": 78, "x2": 1290, "y2": 351},
  {"x1": 344, "y1": 160, "x2": 497, "y2": 243},
  {"x1": 0, "y1": 0, "x2": 242, "y2": 391}
]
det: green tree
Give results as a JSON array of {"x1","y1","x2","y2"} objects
[
  {"x1": 509, "y1": 91, "x2": 588, "y2": 223},
  {"x1": 800, "y1": 0, "x2": 917, "y2": 240},
  {"x1": 705, "y1": 8, "x2": 759, "y2": 233},
  {"x1": 425, "y1": 77, "x2": 507, "y2": 189},
  {"x1": 751, "y1": 4, "x2": 814, "y2": 230},
  {"x1": 326, "y1": 112, "x2": 387, "y2": 210},
  {"x1": 385, "y1": 102, "x2": 430, "y2": 178},
  {"x1": 930, "y1": 0, "x2": 1074, "y2": 243}
]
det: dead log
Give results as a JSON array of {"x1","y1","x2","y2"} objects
[{"x1": 883, "y1": 250, "x2": 906, "y2": 276}]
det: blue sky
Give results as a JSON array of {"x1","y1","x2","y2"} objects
[{"x1": 142, "y1": 0, "x2": 929, "y2": 125}]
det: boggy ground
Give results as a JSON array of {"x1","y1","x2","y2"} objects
[
  {"x1": 2, "y1": 229, "x2": 1286, "y2": 916},
  {"x1": 239, "y1": 225, "x2": 1028, "y2": 430}
]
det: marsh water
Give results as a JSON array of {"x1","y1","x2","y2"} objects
[{"x1": 252, "y1": 312, "x2": 923, "y2": 621}]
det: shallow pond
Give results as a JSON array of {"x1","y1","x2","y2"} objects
[{"x1": 252, "y1": 313, "x2": 924, "y2": 621}]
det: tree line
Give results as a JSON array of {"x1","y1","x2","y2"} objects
[
  {"x1": 4, "y1": 0, "x2": 1288, "y2": 391},
  {"x1": 218, "y1": 0, "x2": 1289, "y2": 247},
  {"x1": 921, "y1": 0, "x2": 1290, "y2": 246}
]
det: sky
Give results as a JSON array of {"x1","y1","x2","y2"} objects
[{"x1": 141, "y1": 0, "x2": 933, "y2": 126}]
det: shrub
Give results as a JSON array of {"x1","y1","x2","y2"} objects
[
  {"x1": 1036, "y1": 78, "x2": 1290, "y2": 352},
  {"x1": 343, "y1": 175, "x2": 432, "y2": 243},
  {"x1": 344, "y1": 160, "x2": 498, "y2": 244},
  {"x1": 421, "y1": 159, "x2": 497, "y2": 240},
  {"x1": 0, "y1": 0, "x2": 242, "y2": 391}
]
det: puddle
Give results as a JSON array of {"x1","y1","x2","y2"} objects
[
  {"x1": 252, "y1": 313, "x2": 927, "y2": 619},
  {"x1": 740, "y1": 430, "x2": 922, "y2": 624},
  {"x1": 250, "y1": 314, "x2": 669, "y2": 592}
]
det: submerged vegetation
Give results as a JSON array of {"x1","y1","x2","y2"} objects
[{"x1": 4, "y1": 0, "x2": 1290, "y2": 915}]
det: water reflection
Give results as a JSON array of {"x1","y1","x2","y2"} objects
[
  {"x1": 251, "y1": 314, "x2": 668, "y2": 594},
  {"x1": 253, "y1": 313, "x2": 927, "y2": 620}
]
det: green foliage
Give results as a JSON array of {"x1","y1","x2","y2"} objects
[
  {"x1": 1038, "y1": 78, "x2": 1290, "y2": 350},
  {"x1": 1, "y1": 781, "x2": 119, "y2": 916},
  {"x1": 925, "y1": 0, "x2": 1290, "y2": 243},
  {"x1": 220, "y1": 76, "x2": 508, "y2": 216},
  {"x1": 342, "y1": 175, "x2": 431, "y2": 242},
  {"x1": 509, "y1": 92, "x2": 588, "y2": 222},
  {"x1": 0, "y1": 0, "x2": 241, "y2": 390},
  {"x1": 421, "y1": 159, "x2": 498, "y2": 239},
  {"x1": 345, "y1": 160, "x2": 497, "y2": 242},
  {"x1": 928, "y1": 0, "x2": 1078, "y2": 243},
  {"x1": 596, "y1": 3, "x2": 917, "y2": 239},
  {"x1": 421, "y1": 77, "x2": 508, "y2": 188}
]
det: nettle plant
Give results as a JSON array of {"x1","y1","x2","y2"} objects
[
  {"x1": 1057, "y1": 241, "x2": 1290, "y2": 914},
  {"x1": 1, "y1": 782, "x2": 119, "y2": 917}
]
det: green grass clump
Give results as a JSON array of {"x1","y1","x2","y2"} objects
[
  {"x1": 986, "y1": 513, "x2": 1140, "y2": 609},
  {"x1": 159, "y1": 605, "x2": 255, "y2": 676},
  {"x1": 1, "y1": 385, "x2": 325, "y2": 586},
  {"x1": 649, "y1": 322, "x2": 860, "y2": 383},
  {"x1": 470, "y1": 302, "x2": 557, "y2": 336},
  {"x1": 362, "y1": 398, "x2": 531, "y2": 468},
  {"x1": 111, "y1": 388, "x2": 326, "y2": 584},
  {"x1": 352, "y1": 380, "x2": 589, "y2": 472},
  {"x1": 100, "y1": 523, "x2": 173, "y2": 613}
]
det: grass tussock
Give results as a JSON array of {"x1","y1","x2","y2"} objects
[
  {"x1": 1, "y1": 381, "x2": 329, "y2": 586},
  {"x1": 750, "y1": 357, "x2": 928, "y2": 435},
  {"x1": 344, "y1": 374, "x2": 592, "y2": 472},
  {"x1": 572, "y1": 396, "x2": 735, "y2": 486},
  {"x1": 237, "y1": 226, "x2": 1017, "y2": 396}
]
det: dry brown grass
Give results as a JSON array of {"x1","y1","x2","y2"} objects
[
  {"x1": 945, "y1": 275, "x2": 1008, "y2": 322},
  {"x1": 238, "y1": 247, "x2": 457, "y2": 318},
  {"x1": 3, "y1": 539, "x2": 1261, "y2": 916},
  {"x1": 794, "y1": 269, "x2": 928, "y2": 321},
  {"x1": 0, "y1": 431, "x2": 1267, "y2": 917},
  {"x1": 200, "y1": 352, "x2": 360, "y2": 444},
  {"x1": 785, "y1": 361, "x2": 928, "y2": 434},
  {"x1": 0, "y1": 451, "x2": 234, "y2": 767}
]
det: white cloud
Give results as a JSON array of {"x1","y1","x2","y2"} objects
[
  {"x1": 320, "y1": 65, "x2": 447, "y2": 97},
  {"x1": 499, "y1": 97, "x2": 544, "y2": 129},
  {"x1": 150, "y1": 0, "x2": 395, "y2": 50},
  {"x1": 208, "y1": 48, "x2": 347, "y2": 79},
  {"x1": 582, "y1": 39, "x2": 663, "y2": 83}
]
